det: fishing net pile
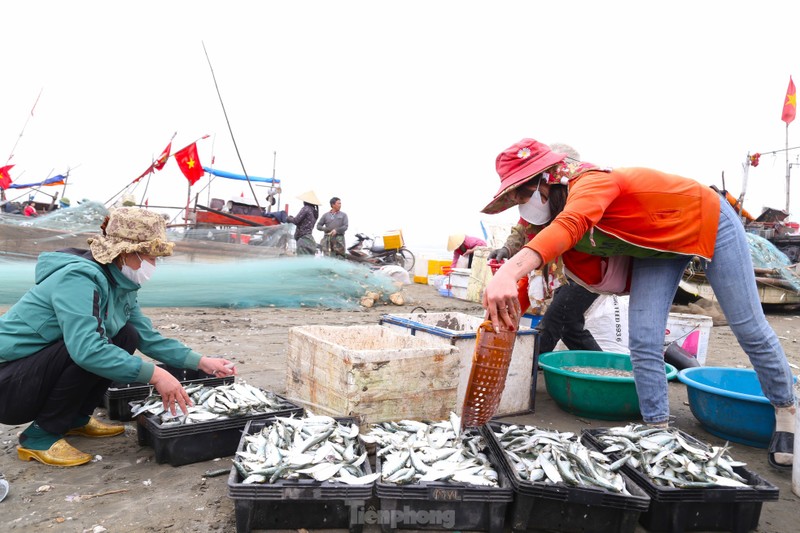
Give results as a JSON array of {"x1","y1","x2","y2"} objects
[
  {"x1": 746, "y1": 233, "x2": 800, "y2": 292},
  {"x1": 0, "y1": 201, "x2": 108, "y2": 231},
  {"x1": 176, "y1": 223, "x2": 295, "y2": 249},
  {"x1": 0, "y1": 256, "x2": 402, "y2": 309}
]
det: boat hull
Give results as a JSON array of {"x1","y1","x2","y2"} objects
[
  {"x1": 681, "y1": 276, "x2": 800, "y2": 307},
  {"x1": 193, "y1": 211, "x2": 280, "y2": 227},
  {"x1": 0, "y1": 223, "x2": 292, "y2": 262}
]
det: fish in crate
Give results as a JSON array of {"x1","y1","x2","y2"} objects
[
  {"x1": 362, "y1": 412, "x2": 500, "y2": 486},
  {"x1": 232, "y1": 413, "x2": 379, "y2": 485},
  {"x1": 130, "y1": 381, "x2": 290, "y2": 425}
]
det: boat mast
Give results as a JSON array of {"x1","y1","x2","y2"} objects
[
  {"x1": 738, "y1": 154, "x2": 751, "y2": 218},
  {"x1": 202, "y1": 41, "x2": 261, "y2": 210},
  {"x1": 3, "y1": 89, "x2": 43, "y2": 203},
  {"x1": 786, "y1": 123, "x2": 791, "y2": 213},
  {"x1": 269, "y1": 151, "x2": 278, "y2": 214}
]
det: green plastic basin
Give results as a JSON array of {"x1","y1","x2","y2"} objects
[{"x1": 538, "y1": 350, "x2": 679, "y2": 421}]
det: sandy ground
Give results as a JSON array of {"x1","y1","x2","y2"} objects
[{"x1": 1, "y1": 282, "x2": 799, "y2": 532}]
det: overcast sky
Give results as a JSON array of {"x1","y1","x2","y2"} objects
[{"x1": 3, "y1": 1, "x2": 800, "y2": 253}]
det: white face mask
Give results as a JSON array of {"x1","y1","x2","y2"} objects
[
  {"x1": 121, "y1": 253, "x2": 156, "y2": 285},
  {"x1": 518, "y1": 182, "x2": 551, "y2": 225}
]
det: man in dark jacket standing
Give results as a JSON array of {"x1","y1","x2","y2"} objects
[{"x1": 317, "y1": 197, "x2": 348, "y2": 258}]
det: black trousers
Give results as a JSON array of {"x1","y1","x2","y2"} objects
[
  {"x1": 0, "y1": 323, "x2": 138, "y2": 435},
  {"x1": 536, "y1": 281, "x2": 602, "y2": 354}
]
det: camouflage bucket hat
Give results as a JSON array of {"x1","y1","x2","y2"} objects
[{"x1": 88, "y1": 207, "x2": 174, "y2": 264}]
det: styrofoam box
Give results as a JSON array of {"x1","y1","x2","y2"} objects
[
  {"x1": 449, "y1": 268, "x2": 471, "y2": 288},
  {"x1": 450, "y1": 285, "x2": 468, "y2": 300},
  {"x1": 449, "y1": 268, "x2": 472, "y2": 302},
  {"x1": 664, "y1": 312, "x2": 713, "y2": 365},
  {"x1": 379, "y1": 312, "x2": 538, "y2": 417},
  {"x1": 286, "y1": 325, "x2": 459, "y2": 427},
  {"x1": 428, "y1": 274, "x2": 447, "y2": 289}
]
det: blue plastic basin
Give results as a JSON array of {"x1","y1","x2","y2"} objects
[{"x1": 678, "y1": 367, "x2": 778, "y2": 448}]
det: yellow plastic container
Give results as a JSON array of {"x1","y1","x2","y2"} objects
[
  {"x1": 428, "y1": 259, "x2": 450, "y2": 276},
  {"x1": 382, "y1": 230, "x2": 404, "y2": 250}
]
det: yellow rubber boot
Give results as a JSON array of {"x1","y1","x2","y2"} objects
[
  {"x1": 66, "y1": 417, "x2": 124, "y2": 438},
  {"x1": 17, "y1": 439, "x2": 92, "y2": 467}
]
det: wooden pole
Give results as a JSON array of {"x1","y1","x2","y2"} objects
[{"x1": 786, "y1": 123, "x2": 791, "y2": 213}]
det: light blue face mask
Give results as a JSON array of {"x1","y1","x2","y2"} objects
[
  {"x1": 518, "y1": 181, "x2": 551, "y2": 225},
  {"x1": 121, "y1": 253, "x2": 156, "y2": 285}
]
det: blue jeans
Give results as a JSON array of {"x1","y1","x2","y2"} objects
[{"x1": 628, "y1": 199, "x2": 796, "y2": 424}]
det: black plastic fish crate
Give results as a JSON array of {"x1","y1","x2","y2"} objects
[
  {"x1": 483, "y1": 422, "x2": 650, "y2": 533},
  {"x1": 103, "y1": 364, "x2": 234, "y2": 421},
  {"x1": 135, "y1": 395, "x2": 302, "y2": 466},
  {"x1": 582, "y1": 428, "x2": 780, "y2": 533},
  {"x1": 227, "y1": 418, "x2": 372, "y2": 533},
  {"x1": 373, "y1": 428, "x2": 513, "y2": 532}
]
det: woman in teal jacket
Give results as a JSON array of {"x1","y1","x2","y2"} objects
[{"x1": 0, "y1": 207, "x2": 236, "y2": 466}]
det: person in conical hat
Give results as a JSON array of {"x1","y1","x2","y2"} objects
[
  {"x1": 0, "y1": 207, "x2": 237, "y2": 467},
  {"x1": 447, "y1": 233, "x2": 486, "y2": 269},
  {"x1": 288, "y1": 190, "x2": 322, "y2": 255}
]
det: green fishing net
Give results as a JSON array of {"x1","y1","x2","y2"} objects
[
  {"x1": 0, "y1": 201, "x2": 108, "y2": 231},
  {"x1": 746, "y1": 233, "x2": 800, "y2": 291},
  {"x1": 0, "y1": 257, "x2": 400, "y2": 309}
]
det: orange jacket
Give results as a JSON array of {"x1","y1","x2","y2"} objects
[{"x1": 524, "y1": 167, "x2": 721, "y2": 288}]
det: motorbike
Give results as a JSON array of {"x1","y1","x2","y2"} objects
[{"x1": 344, "y1": 233, "x2": 416, "y2": 271}]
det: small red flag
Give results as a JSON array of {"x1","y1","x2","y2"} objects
[
  {"x1": 134, "y1": 163, "x2": 155, "y2": 183},
  {"x1": 174, "y1": 143, "x2": 204, "y2": 185},
  {"x1": 153, "y1": 142, "x2": 172, "y2": 171},
  {"x1": 782, "y1": 76, "x2": 796, "y2": 125},
  {"x1": 0, "y1": 164, "x2": 14, "y2": 190}
]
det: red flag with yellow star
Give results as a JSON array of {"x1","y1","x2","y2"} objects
[
  {"x1": 782, "y1": 76, "x2": 796, "y2": 125},
  {"x1": 174, "y1": 142, "x2": 204, "y2": 185},
  {"x1": 0, "y1": 164, "x2": 14, "y2": 190}
]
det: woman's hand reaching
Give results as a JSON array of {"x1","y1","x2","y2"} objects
[
  {"x1": 149, "y1": 366, "x2": 192, "y2": 416},
  {"x1": 483, "y1": 248, "x2": 542, "y2": 331},
  {"x1": 198, "y1": 356, "x2": 237, "y2": 378}
]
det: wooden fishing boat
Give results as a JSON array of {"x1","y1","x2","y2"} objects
[
  {"x1": 1, "y1": 163, "x2": 296, "y2": 262},
  {"x1": 0, "y1": 222, "x2": 93, "y2": 260},
  {"x1": 0, "y1": 219, "x2": 293, "y2": 263},
  {"x1": 681, "y1": 269, "x2": 800, "y2": 308},
  {"x1": 0, "y1": 201, "x2": 294, "y2": 263}
]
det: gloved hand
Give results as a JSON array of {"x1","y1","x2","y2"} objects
[{"x1": 488, "y1": 247, "x2": 510, "y2": 261}]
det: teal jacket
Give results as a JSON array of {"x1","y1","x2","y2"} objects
[{"x1": 0, "y1": 249, "x2": 202, "y2": 383}]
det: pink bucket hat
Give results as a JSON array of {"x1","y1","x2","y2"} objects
[{"x1": 481, "y1": 138, "x2": 566, "y2": 214}]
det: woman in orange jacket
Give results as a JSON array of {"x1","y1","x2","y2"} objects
[{"x1": 481, "y1": 138, "x2": 796, "y2": 470}]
